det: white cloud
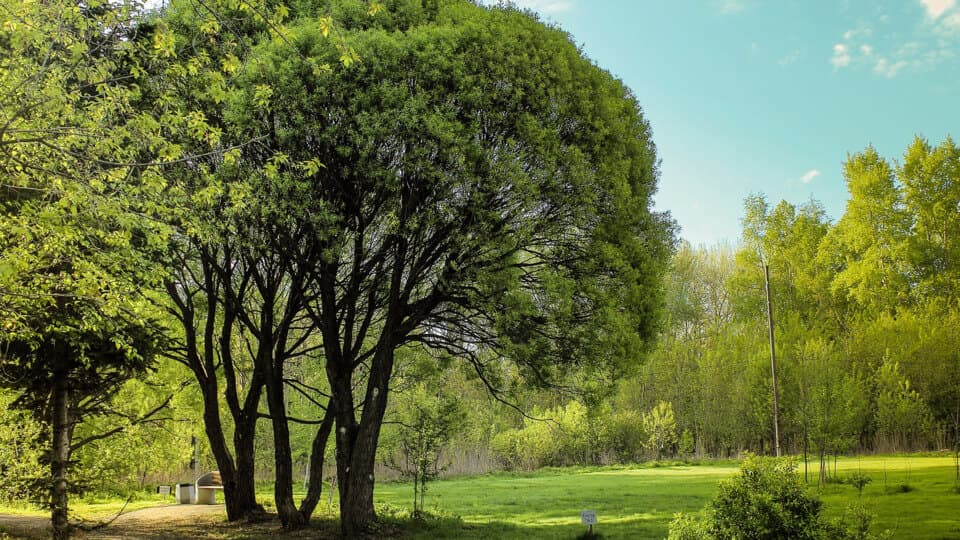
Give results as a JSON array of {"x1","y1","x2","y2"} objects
[
  {"x1": 843, "y1": 27, "x2": 872, "y2": 41},
  {"x1": 826, "y1": 3, "x2": 958, "y2": 78},
  {"x1": 943, "y1": 12, "x2": 960, "y2": 28},
  {"x1": 831, "y1": 43, "x2": 852, "y2": 68},
  {"x1": 874, "y1": 58, "x2": 909, "y2": 77},
  {"x1": 920, "y1": 0, "x2": 956, "y2": 19},
  {"x1": 800, "y1": 169, "x2": 821, "y2": 184}
]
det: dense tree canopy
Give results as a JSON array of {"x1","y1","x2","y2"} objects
[{"x1": 191, "y1": 0, "x2": 675, "y2": 532}]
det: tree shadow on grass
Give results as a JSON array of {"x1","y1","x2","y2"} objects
[
  {"x1": 385, "y1": 512, "x2": 670, "y2": 540},
  {"x1": 0, "y1": 507, "x2": 672, "y2": 539}
]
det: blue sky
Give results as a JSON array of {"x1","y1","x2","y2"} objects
[{"x1": 501, "y1": 0, "x2": 960, "y2": 246}]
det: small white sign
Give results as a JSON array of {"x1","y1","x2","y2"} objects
[
  {"x1": 581, "y1": 510, "x2": 597, "y2": 525},
  {"x1": 158, "y1": 485, "x2": 171, "y2": 496}
]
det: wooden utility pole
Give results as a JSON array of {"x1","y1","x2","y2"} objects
[{"x1": 764, "y1": 264, "x2": 782, "y2": 457}]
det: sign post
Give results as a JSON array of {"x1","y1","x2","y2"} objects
[{"x1": 580, "y1": 510, "x2": 597, "y2": 536}]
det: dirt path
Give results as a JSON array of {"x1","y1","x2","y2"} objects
[
  {"x1": 0, "y1": 505, "x2": 226, "y2": 539},
  {"x1": 0, "y1": 505, "x2": 339, "y2": 539}
]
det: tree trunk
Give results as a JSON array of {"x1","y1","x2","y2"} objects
[
  {"x1": 265, "y1": 369, "x2": 307, "y2": 529},
  {"x1": 231, "y1": 414, "x2": 262, "y2": 520},
  {"x1": 819, "y1": 451, "x2": 826, "y2": 485},
  {"x1": 340, "y1": 441, "x2": 378, "y2": 536},
  {"x1": 803, "y1": 421, "x2": 809, "y2": 483},
  {"x1": 335, "y1": 346, "x2": 395, "y2": 537},
  {"x1": 298, "y1": 404, "x2": 335, "y2": 519},
  {"x1": 201, "y1": 381, "x2": 262, "y2": 521},
  {"x1": 50, "y1": 357, "x2": 71, "y2": 540}
]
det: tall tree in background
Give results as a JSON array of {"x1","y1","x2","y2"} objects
[
  {"x1": 822, "y1": 147, "x2": 911, "y2": 315},
  {"x1": 900, "y1": 136, "x2": 960, "y2": 303}
]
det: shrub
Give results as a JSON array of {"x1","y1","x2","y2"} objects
[
  {"x1": 667, "y1": 512, "x2": 711, "y2": 540},
  {"x1": 604, "y1": 409, "x2": 645, "y2": 462},
  {"x1": 668, "y1": 455, "x2": 884, "y2": 540},
  {"x1": 708, "y1": 456, "x2": 822, "y2": 539},
  {"x1": 491, "y1": 401, "x2": 601, "y2": 469}
]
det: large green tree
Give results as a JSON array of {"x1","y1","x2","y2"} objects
[
  {"x1": 900, "y1": 136, "x2": 960, "y2": 303},
  {"x1": 221, "y1": 1, "x2": 674, "y2": 533},
  {"x1": 822, "y1": 147, "x2": 912, "y2": 315}
]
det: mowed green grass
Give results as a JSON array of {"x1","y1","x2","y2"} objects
[
  {"x1": 816, "y1": 456, "x2": 960, "y2": 539},
  {"x1": 373, "y1": 462, "x2": 737, "y2": 539},
  {"x1": 2, "y1": 457, "x2": 957, "y2": 539},
  {"x1": 372, "y1": 457, "x2": 960, "y2": 539}
]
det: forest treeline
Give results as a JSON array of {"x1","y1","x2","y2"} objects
[
  {"x1": 494, "y1": 137, "x2": 960, "y2": 472},
  {"x1": 489, "y1": 137, "x2": 960, "y2": 473},
  {"x1": 4, "y1": 137, "x2": 957, "y2": 502}
]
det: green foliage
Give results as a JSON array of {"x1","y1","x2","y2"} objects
[
  {"x1": 387, "y1": 384, "x2": 466, "y2": 515},
  {"x1": 874, "y1": 358, "x2": 935, "y2": 451},
  {"x1": 668, "y1": 512, "x2": 713, "y2": 540},
  {"x1": 827, "y1": 503, "x2": 891, "y2": 540},
  {"x1": 707, "y1": 456, "x2": 823, "y2": 539},
  {"x1": 825, "y1": 147, "x2": 912, "y2": 314},
  {"x1": 602, "y1": 408, "x2": 646, "y2": 462},
  {"x1": 840, "y1": 472, "x2": 872, "y2": 496},
  {"x1": 0, "y1": 0, "x2": 172, "y2": 409},
  {"x1": 643, "y1": 401, "x2": 678, "y2": 461},
  {"x1": 492, "y1": 401, "x2": 603, "y2": 469},
  {"x1": 0, "y1": 393, "x2": 44, "y2": 502}
]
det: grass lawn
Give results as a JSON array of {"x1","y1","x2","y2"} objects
[
  {"x1": 371, "y1": 462, "x2": 738, "y2": 539},
  {"x1": 371, "y1": 456, "x2": 960, "y2": 539},
  {"x1": 815, "y1": 455, "x2": 960, "y2": 540},
  {"x1": 2, "y1": 456, "x2": 957, "y2": 539}
]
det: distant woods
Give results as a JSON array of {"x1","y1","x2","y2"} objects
[
  {"x1": 486, "y1": 137, "x2": 960, "y2": 473},
  {"x1": 631, "y1": 136, "x2": 960, "y2": 462}
]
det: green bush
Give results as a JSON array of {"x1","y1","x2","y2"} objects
[
  {"x1": 491, "y1": 401, "x2": 602, "y2": 469},
  {"x1": 709, "y1": 456, "x2": 822, "y2": 539},
  {"x1": 604, "y1": 409, "x2": 646, "y2": 462},
  {"x1": 668, "y1": 455, "x2": 885, "y2": 540},
  {"x1": 667, "y1": 512, "x2": 712, "y2": 540}
]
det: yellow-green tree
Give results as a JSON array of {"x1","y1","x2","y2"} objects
[
  {"x1": 643, "y1": 401, "x2": 678, "y2": 460},
  {"x1": 0, "y1": 1, "x2": 179, "y2": 536}
]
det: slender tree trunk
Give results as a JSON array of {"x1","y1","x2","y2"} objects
[
  {"x1": 298, "y1": 404, "x2": 335, "y2": 519},
  {"x1": 50, "y1": 353, "x2": 71, "y2": 540},
  {"x1": 819, "y1": 450, "x2": 826, "y2": 485},
  {"x1": 803, "y1": 420, "x2": 809, "y2": 483},
  {"x1": 265, "y1": 369, "x2": 307, "y2": 528}
]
